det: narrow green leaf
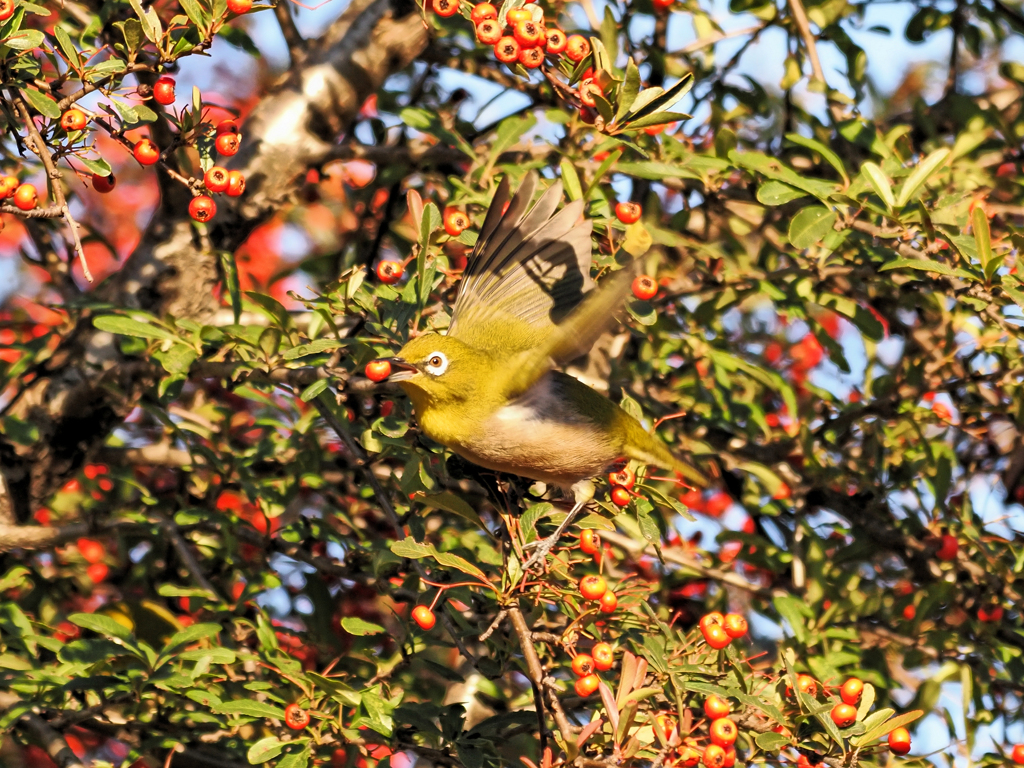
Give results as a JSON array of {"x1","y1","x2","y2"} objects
[
  {"x1": 616, "y1": 58, "x2": 641, "y2": 122},
  {"x1": 786, "y1": 133, "x2": 849, "y2": 185},
  {"x1": 300, "y1": 379, "x2": 330, "y2": 402},
  {"x1": 161, "y1": 623, "x2": 222, "y2": 656},
  {"x1": 860, "y1": 161, "x2": 896, "y2": 209},
  {"x1": 216, "y1": 700, "x2": 287, "y2": 719},
  {"x1": 560, "y1": 158, "x2": 582, "y2": 201},
  {"x1": 879, "y1": 258, "x2": 976, "y2": 280},
  {"x1": 895, "y1": 148, "x2": 950, "y2": 207},
  {"x1": 851, "y1": 710, "x2": 923, "y2": 747},
  {"x1": 218, "y1": 251, "x2": 242, "y2": 323},
  {"x1": 755, "y1": 732, "x2": 791, "y2": 751},
  {"x1": 94, "y1": 315, "x2": 177, "y2": 341},
  {"x1": 68, "y1": 613, "x2": 134, "y2": 643},
  {"x1": 972, "y1": 205, "x2": 992, "y2": 274},
  {"x1": 756, "y1": 180, "x2": 807, "y2": 206},
  {"x1": 247, "y1": 736, "x2": 285, "y2": 764}
]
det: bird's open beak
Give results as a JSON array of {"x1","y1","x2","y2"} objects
[{"x1": 385, "y1": 357, "x2": 419, "y2": 381}]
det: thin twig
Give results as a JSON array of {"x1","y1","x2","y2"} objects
[
  {"x1": 162, "y1": 519, "x2": 222, "y2": 601},
  {"x1": 670, "y1": 24, "x2": 764, "y2": 55},
  {"x1": 10, "y1": 90, "x2": 93, "y2": 281},
  {"x1": 787, "y1": 0, "x2": 825, "y2": 85},
  {"x1": 508, "y1": 604, "x2": 576, "y2": 746},
  {"x1": 274, "y1": 0, "x2": 306, "y2": 67},
  {"x1": 0, "y1": 692, "x2": 87, "y2": 768}
]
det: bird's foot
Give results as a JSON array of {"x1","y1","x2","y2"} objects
[{"x1": 520, "y1": 496, "x2": 588, "y2": 573}]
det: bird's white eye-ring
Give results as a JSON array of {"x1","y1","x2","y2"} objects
[{"x1": 424, "y1": 352, "x2": 449, "y2": 376}]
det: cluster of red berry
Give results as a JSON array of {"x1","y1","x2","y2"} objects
[
  {"x1": 0, "y1": 175, "x2": 40, "y2": 214},
  {"x1": 569, "y1": 641, "x2": 615, "y2": 697},
  {"x1": 451, "y1": 1, "x2": 590, "y2": 71}
]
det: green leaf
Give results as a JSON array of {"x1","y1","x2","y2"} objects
[
  {"x1": 851, "y1": 710, "x2": 923, "y2": 747},
  {"x1": 161, "y1": 623, "x2": 222, "y2": 656},
  {"x1": 755, "y1": 732, "x2": 791, "y2": 751},
  {"x1": 277, "y1": 751, "x2": 311, "y2": 768},
  {"x1": 69, "y1": 613, "x2": 135, "y2": 644},
  {"x1": 622, "y1": 111, "x2": 691, "y2": 130},
  {"x1": 788, "y1": 206, "x2": 837, "y2": 248},
  {"x1": 341, "y1": 617, "x2": 386, "y2": 636},
  {"x1": 489, "y1": 114, "x2": 536, "y2": 162},
  {"x1": 895, "y1": 148, "x2": 950, "y2": 207},
  {"x1": 22, "y1": 89, "x2": 60, "y2": 119},
  {"x1": 772, "y1": 595, "x2": 807, "y2": 643},
  {"x1": 215, "y1": 700, "x2": 287, "y2": 719},
  {"x1": 390, "y1": 537, "x2": 490, "y2": 583},
  {"x1": 300, "y1": 379, "x2": 330, "y2": 402},
  {"x1": 178, "y1": 0, "x2": 208, "y2": 31},
  {"x1": 756, "y1": 180, "x2": 807, "y2": 206},
  {"x1": 0, "y1": 566, "x2": 30, "y2": 593},
  {"x1": 616, "y1": 58, "x2": 641, "y2": 122},
  {"x1": 785, "y1": 133, "x2": 849, "y2": 185},
  {"x1": 53, "y1": 26, "x2": 81, "y2": 68},
  {"x1": 93, "y1": 315, "x2": 177, "y2": 341},
  {"x1": 219, "y1": 251, "x2": 242, "y2": 323},
  {"x1": 973, "y1": 205, "x2": 997, "y2": 279},
  {"x1": 247, "y1": 737, "x2": 285, "y2": 764},
  {"x1": 860, "y1": 161, "x2": 896, "y2": 209},
  {"x1": 284, "y1": 339, "x2": 345, "y2": 359},
  {"x1": 879, "y1": 258, "x2": 976, "y2": 281},
  {"x1": 560, "y1": 158, "x2": 582, "y2": 201}
]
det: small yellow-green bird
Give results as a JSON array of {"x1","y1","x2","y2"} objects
[{"x1": 386, "y1": 172, "x2": 707, "y2": 563}]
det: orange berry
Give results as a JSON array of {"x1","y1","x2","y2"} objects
[
  {"x1": 599, "y1": 590, "x2": 618, "y2": 613},
  {"x1": 579, "y1": 574, "x2": 607, "y2": 601},
  {"x1": 226, "y1": 170, "x2": 246, "y2": 197},
  {"x1": 703, "y1": 744, "x2": 726, "y2": 768},
  {"x1": 494, "y1": 36, "x2": 521, "y2": 64},
  {"x1": 61, "y1": 108, "x2": 87, "y2": 131},
  {"x1": 215, "y1": 132, "x2": 240, "y2": 157},
  {"x1": 565, "y1": 34, "x2": 590, "y2": 62},
  {"x1": 840, "y1": 678, "x2": 863, "y2": 705},
  {"x1": 13, "y1": 183, "x2": 38, "y2": 210},
  {"x1": 133, "y1": 138, "x2": 160, "y2": 165},
  {"x1": 608, "y1": 467, "x2": 635, "y2": 489},
  {"x1": 632, "y1": 275, "x2": 657, "y2": 300},
  {"x1": 830, "y1": 703, "x2": 857, "y2": 728},
  {"x1": 411, "y1": 605, "x2": 436, "y2": 630},
  {"x1": 610, "y1": 486, "x2": 632, "y2": 506},
  {"x1": 888, "y1": 727, "x2": 911, "y2": 755},
  {"x1": 591, "y1": 642, "x2": 614, "y2": 670},
  {"x1": 443, "y1": 208, "x2": 470, "y2": 237},
  {"x1": 571, "y1": 653, "x2": 595, "y2": 677},
  {"x1": 283, "y1": 703, "x2": 310, "y2": 730},
  {"x1": 705, "y1": 695, "x2": 730, "y2": 720},
  {"x1": 545, "y1": 28, "x2": 567, "y2": 54},
  {"x1": 702, "y1": 623, "x2": 731, "y2": 650},
  {"x1": 699, "y1": 612, "x2": 725, "y2": 632},
  {"x1": 615, "y1": 201, "x2": 642, "y2": 224},
  {"x1": 376, "y1": 260, "x2": 404, "y2": 284},
  {"x1": 365, "y1": 360, "x2": 392, "y2": 382},
  {"x1": 476, "y1": 19, "x2": 502, "y2": 44},
  {"x1": 188, "y1": 195, "x2": 216, "y2": 222},
  {"x1": 470, "y1": 2, "x2": 497, "y2": 22},
  {"x1": 574, "y1": 673, "x2": 600, "y2": 697},
  {"x1": 1011, "y1": 744, "x2": 1024, "y2": 764},
  {"x1": 709, "y1": 718, "x2": 737, "y2": 747},
  {"x1": 579, "y1": 529, "x2": 600, "y2": 555},
  {"x1": 152, "y1": 76, "x2": 176, "y2": 105},
  {"x1": 722, "y1": 613, "x2": 747, "y2": 638}
]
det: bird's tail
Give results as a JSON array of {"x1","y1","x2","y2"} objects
[{"x1": 623, "y1": 427, "x2": 710, "y2": 489}]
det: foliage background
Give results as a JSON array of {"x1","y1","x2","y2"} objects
[{"x1": 1, "y1": 0, "x2": 1023, "y2": 766}]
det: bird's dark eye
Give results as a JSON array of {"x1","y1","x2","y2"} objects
[{"x1": 429, "y1": 356, "x2": 442, "y2": 366}]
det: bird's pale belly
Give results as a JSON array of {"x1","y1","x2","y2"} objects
[{"x1": 452, "y1": 378, "x2": 621, "y2": 488}]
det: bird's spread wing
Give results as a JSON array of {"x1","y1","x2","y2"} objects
[
  {"x1": 448, "y1": 172, "x2": 594, "y2": 350},
  {"x1": 501, "y1": 264, "x2": 637, "y2": 400}
]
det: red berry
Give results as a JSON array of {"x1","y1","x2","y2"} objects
[
  {"x1": 283, "y1": 703, "x2": 310, "y2": 730},
  {"x1": 830, "y1": 703, "x2": 857, "y2": 728},
  {"x1": 0, "y1": 0, "x2": 12, "y2": 21},
  {"x1": 365, "y1": 360, "x2": 392, "y2": 382},
  {"x1": 578, "y1": 574, "x2": 607, "y2": 601},
  {"x1": 376, "y1": 260, "x2": 404, "y2": 284},
  {"x1": 578, "y1": 78, "x2": 601, "y2": 108},
  {"x1": 615, "y1": 201, "x2": 642, "y2": 224},
  {"x1": 226, "y1": 170, "x2": 246, "y2": 197},
  {"x1": 226, "y1": 0, "x2": 253, "y2": 12},
  {"x1": 77, "y1": 538, "x2": 105, "y2": 564},
  {"x1": 599, "y1": 590, "x2": 618, "y2": 613},
  {"x1": 513, "y1": 19, "x2": 544, "y2": 47},
  {"x1": 476, "y1": 19, "x2": 502, "y2": 44},
  {"x1": 579, "y1": 529, "x2": 600, "y2": 555},
  {"x1": 411, "y1": 605, "x2": 436, "y2": 630},
  {"x1": 545, "y1": 28, "x2": 567, "y2": 54},
  {"x1": 0, "y1": 175, "x2": 18, "y2": 198},
  {"x1": 506, "y1": 7, "x2": 531, "y2": 22},
  {"x1": 204, "y1": 166, "x2": 229, "y2": 193},
  {"x1": 86, "y1": 562, "x2": 109, "y2": 583},
  {"x1": 722, "y1": 613, "x2": 747, "y2": 638},
  {"x1": 722, "y1": 748, "x2": 736, "y2": 768},
  {"x1": 709, "y1": 718, "x2": 737, "y2": 747},
  {"x1": 704, "y1": 695, "x2": 730, "y2": 720},
  {"x1": 13, "y1": 183, "x2": 38, "y2": 211},
  {"x1": 494, "y1": 36, "x2": 521, "y2": 64},
  {"x1": 133, "y1": 138, "x2": 160, "y2": 166},
  {"x1": 188, "y1": 195, "x2": 216, "y2": 222},
  {"x1": 433, "y1": 0, "x2": 458, "y2": 16},
  {"x1": 571, "y1": 653, "x2": 595, "y2": 677},
  {"x1": 699, "y1": 612, "x2": 725, "y2": 632},
  {"x1": 888, "y1": 727, "x2": 911, "y2": 755},
  {"x1": 608, "y1": 467, "x2": 635, "y2": 490},
  {"x1": 92, "y1": 172, "x2": 116, "y2": 193},
  {"x1": 653, "y1": 0, "x2": 674, "y2": 11},
  {"x1": 840, "y1": 678, "x2": 863, "y2": 705},
  {"x1": 703, "y1": 744, "x2": 726, "y2": 768},
  {"x1": 903, "y1": 604, "x2": 916, "y2": 620},
  {"x1": 935, "y1": 533, "x2": 958, "y2": 561},
  {"x1": 519, "y1": 46, "x2": 544, "y2": 68},
  {"x1": 470, "y1": 2, "x2": 497, "y2": 22},
  {"x1": 591, "y1": 642, "x2": 613, "y2": 670},
  {"x1": 152, "y1": 76, "x2": 176, "y2": 105},
  {"x1": 216, "y1": 132, "x2": 240, "y2": 157},
  {"x1": 1011, "y1": 744, "x2": 1024, "y2": 764},
  {"x1": 574, "y1": 673, "x2": 600, "y2": 697},
  {"x1": 702, "y1": 623, "x2": 731, "y2": 650},
  {"x1": 444, "y1": 208, "x2": 470, "y2": 236},
  {"x1": 565, "y1": 35, "x2": 590, "y2": 62},
  {"x1": 216, "y1": 119, "x2": 240, "y2": 134},
  {"x1": 632, "y1": 275, "x2": 657, "y2": 300},
  {"x1": 610, "y1": 487, "x2": 631, "y2": 506},
  {"x1": 61, "y1": 108, "x2": 87, "y2": 131},
  {"x1": 796, "y1": 674, "x2": 817, "y2": 696}
]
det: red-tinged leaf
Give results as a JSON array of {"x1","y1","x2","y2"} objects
[
  {"x1": 520, "y1": 757, "x2": 538, "y2": 768},
  {"x1": 632, "y1": 657, "x2": 648, "y2": 692},
  {"x1": 577, "y1": 718, "x2": 603, "y2": 748},
  {"x1": 599, "y1": 681, "x2": 619, "y2": 733},
  {"x1": 617, "y1": 650, "x2": 637, "y2": 708}
]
